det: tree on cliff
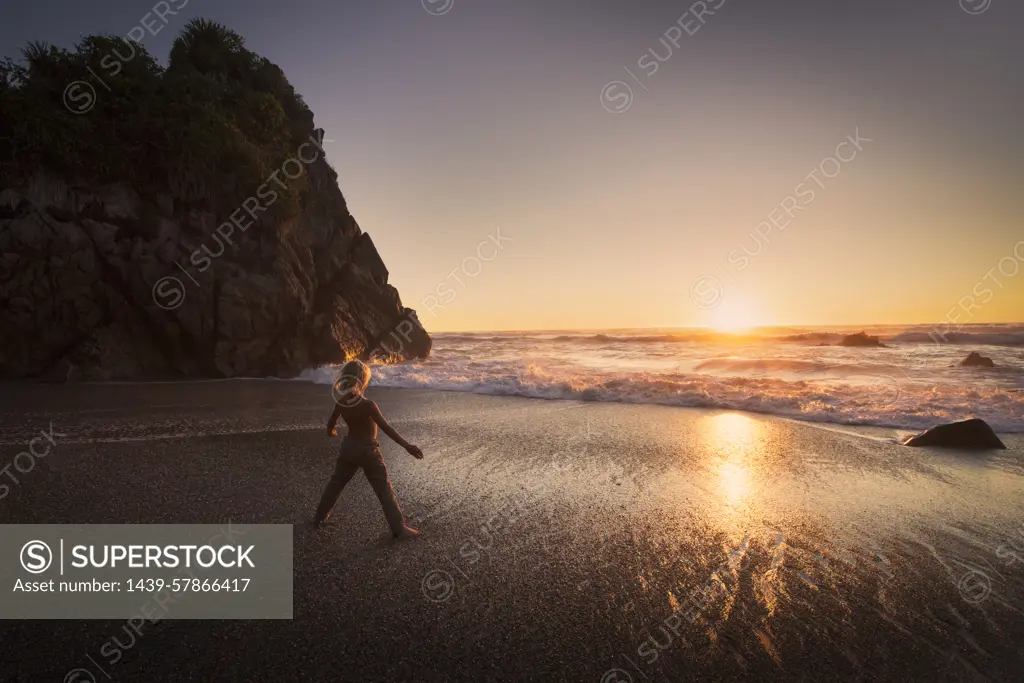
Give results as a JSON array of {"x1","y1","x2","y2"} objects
[{"x1": 0, "y1": 19, "x2": 319, "y2": 221}]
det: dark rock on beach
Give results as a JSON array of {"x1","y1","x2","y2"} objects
[
  {"x1": 960, "y1": 352, "x2": 995, "y2": 368},
  {"x1": 0, "y1": 22, "x2": 430, "y2": 380},
  {"x1": 839, "y1": 331, "x2": 887, "y2": 347},
  {"x1": 904, "y1": 418, "x2": 1007, "y2": 449}
]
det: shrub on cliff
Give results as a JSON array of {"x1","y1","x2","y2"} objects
[{"x1": 0, "y1": 19, "x2": 314, "y2": 221}]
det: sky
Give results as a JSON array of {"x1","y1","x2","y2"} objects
[{"x1": 3, "y1": 0, "x2": 1023, "y2": 332}]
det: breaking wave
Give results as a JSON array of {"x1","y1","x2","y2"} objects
[{"x1": 301, "y1": 324, "x2": 1024, "y2": 432}]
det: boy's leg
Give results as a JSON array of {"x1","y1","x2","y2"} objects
[
  {"x1": 362, "y1": 451, "x2": 406, "y2": 536},
  {"x1": 313, "y1": 459, "x2": 359, "y2": 524}
]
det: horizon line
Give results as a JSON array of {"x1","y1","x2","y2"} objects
[{"x1": 423, "y1": 321, "x2": 1024, "y2": 335}]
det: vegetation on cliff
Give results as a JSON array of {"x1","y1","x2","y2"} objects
[{"x1": 0, "y1": 19, "x2": 322, "y2": 221}]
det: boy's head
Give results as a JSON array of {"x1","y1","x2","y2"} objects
[{"x1": 333, "y1": 359, "x2": 371, "y2": 406}]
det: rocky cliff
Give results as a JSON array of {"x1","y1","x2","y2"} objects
[{"x1": 0, "y1": 21, "x2": 430, "y2": 380}]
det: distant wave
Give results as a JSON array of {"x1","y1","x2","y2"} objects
[
  {"x1": 696, "y1": 358, "x2": 877, "y2": 375},
  {"x1": 778, "y1": 332, "x2": 843, "y2": 343},
  {"x1": 888, "y1": 331, "x2": 1024, "y2": 347},
  {"x1": 436, "y1": 327, "x2": 1024, "y2": 348},
  {"x1": 435, "y1": 334, "x2": 521, "y2": 343},
  {"x1": 551, "y1": 333, "x2": 721, "y2": 344},
  {"x1": 442, "y1": 331, "x2": 737, "y2": 344}
]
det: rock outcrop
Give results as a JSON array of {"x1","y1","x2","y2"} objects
[
  {"x1": 960, "y1": 352, "x2": 995, "y2": 368},
  {"x1": 904, "y1": 418, "x2": 1006, "y2": 449},
  {"x1": 0, "y1": 168, "x2": 430, "y2": 380},
  {"x1": 0, "y1": 22, "x2": 430, "y2": 380},
  {"x1": 838, "y1": 331, "x2": 887, "y2": 348}
]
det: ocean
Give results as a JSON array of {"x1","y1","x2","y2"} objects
[{"x1": 302, "y1": 324, "x2": 1024, "y2": 433}]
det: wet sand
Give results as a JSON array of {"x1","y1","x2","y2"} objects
[{"x1": 1, "y1": 380, "x2": 1022, "y2": 682}]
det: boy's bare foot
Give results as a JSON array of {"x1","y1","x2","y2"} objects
[{"x1": 395, "y1": 526, "x2": 421, "y2": 540}]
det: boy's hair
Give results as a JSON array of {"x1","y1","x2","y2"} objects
[{"x1": 337, "y1": 359, "x2": 371, "y2": 396}]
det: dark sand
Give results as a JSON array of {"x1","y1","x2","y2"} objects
[{"x1": 1, "y1": 381, "x2": 1022, "y2": 682}]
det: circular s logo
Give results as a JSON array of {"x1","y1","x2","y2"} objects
[
  {"x1": 689, "y1": 275, "x2": 723, "y2": 309},
  {"x1": 959, "y1": 0, "x2": 992, "y2": 15},
  {"x1": 867, "y1": 372, "x2": 904, "y2": 410},
  {"x1": 20, "y1": 540, "x2": 53, "y2": 574},
  {"x1": 958, "y1": 569, "x2": 991, "y2": 604},
  {"x1": 421, "y1": 569, "x2": 455, "y2": 603},
  {"x1": 422, "y1": 0, "x2": 454, "y2": 16},
  {"x1": 332, "y1": 373, "x2": 364, "y2": 408},
  {"x1": 63, "y1": 81, "x2": 97, "y2": 114},
  {"x1": 601, "y1": 669, "x2": 634, "y2": 683},
  {"x1": 64, "y1": 669, "x2": 97, "y2": 683},
  {"x1": 601, "y1": 81, "x2": 634, "y2": 114},
  {"x1": 152, "y1": 276, "x2": 186, "y2": 310}
]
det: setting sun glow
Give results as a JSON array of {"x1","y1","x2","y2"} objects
[{"x1": 708, "y1": 298, "x2": 765, "y2": 333}]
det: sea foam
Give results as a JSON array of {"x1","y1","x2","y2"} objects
[{"x1": 300, "y1": 325, "x2": 1024, "y2": 432}]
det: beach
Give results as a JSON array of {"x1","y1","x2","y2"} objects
[{"x1": 1, "y1": 380, "x2": 1022, "y2": 682}]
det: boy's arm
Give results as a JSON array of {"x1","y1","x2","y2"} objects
[
  {"x1": 368, "y1": 401, "x2": 423, "y2": 458},
  {"x1": 326, "y1": 403, "x2": 343, "y2": 436}
]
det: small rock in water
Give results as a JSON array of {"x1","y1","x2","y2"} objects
[
  {"x1": 960, "y1": 352, "x2": 995, "y2": 368},
  {"x1": 904, "y1": 418, "x2": 1006, "y2": 449},
  {"x1": 838, "y1": 331, "x2": 887, "y2": 348}
]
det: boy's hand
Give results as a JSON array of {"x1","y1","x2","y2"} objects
[{"x1": 406, "y1": 444, "x2": 424, "y2": 459}]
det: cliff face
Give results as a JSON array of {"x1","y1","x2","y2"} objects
[
  {"x1": 0, "y1": 21, "x2": 430, "y2": 380},
  {"x1": 0, "y1": 155, "x2": 430, "y2": 381}
]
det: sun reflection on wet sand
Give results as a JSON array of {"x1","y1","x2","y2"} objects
[
  {"x1": 704, "y1": 413, "x2": 761, "y2": 511},
  {"x1": 719, "y1": 460, "x2": 751, "y2": 508}
]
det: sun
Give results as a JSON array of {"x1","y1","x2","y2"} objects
[{"x1": 709, "y1": 297, "x2": 764, "y2": 333}]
